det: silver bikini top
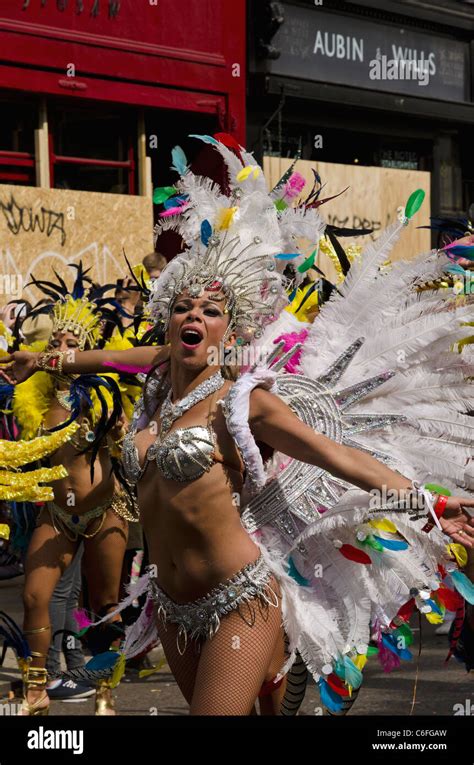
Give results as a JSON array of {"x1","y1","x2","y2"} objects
[{"x1": 122, "y1": 424, "x2": 216, "y2": 484}]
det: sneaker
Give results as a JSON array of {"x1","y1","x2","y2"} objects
[{"x1": 47, "y1": 679, "x2": 95, "y2": 702}]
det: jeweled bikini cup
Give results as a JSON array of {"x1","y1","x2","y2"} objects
[{"x1": 122, "y1": 424, "x2": 216, "y2": 483}]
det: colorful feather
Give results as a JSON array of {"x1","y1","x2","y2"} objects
[
  {"x1": 73, "y1": 608, "x2": 94, "y2": 630},
  {"x1": 326, "y1": 672, "x2": 350, "y2": 696},
  {"x1": 159, "y1": 202, "x2": 189, "y2": 217},
  {"x1": 286, "y1": 556, "x2": 310, "y2": 586},
  {"x1": 435, "y1": 586, "x2": 463, "y2": 612},
  {"x1": 189, "y1": 134, "x2": 219, "y2": 145},
  {"x1": 381, "y1": 633, "x2": 412, "y2": 661},
  {"x1": 368, "y1": 519, "x2": 397, "y2": 533},
  {"x1": 394, "y1": 622, "x2": 414, "y2": 647},
  {"x1": 170, "y1": 145, "x2": 189, "y2": 175},
  {"x1": 103, "y1": 361, "x2": 152, "y2": 375},
  {"x1": 343, "y1": 656, "x2": 363, "y2": 689},
  {"x1": 447, "y1": 544, "x2": 468, "y2": 568},
  {"x1": 373, "y1": 535, "x2": 409, "y2": 551},
  {"x1": 236, "y1": 165, "x2": 261, "y2": 183},
  {"x1": 163, "y1": 194, "x2": 188, "y2": 210},
  {"x1": 282, "y1": 172, "x2": 306, "y2": 200},
  {"x1": 84, "y1": 650, "x2": 120, "y2": 672},
  {"x1": 450, "y1": 570, "x2": 474, "y2": 605},
  {"x1": 338, "y1": 544, "x2": 372, "y2": 565},
  {"x1": 214, "y1": 132, "x2": 243, "y2": 161},
  {"x1": 318, "y1": 678, "x2": 344, "y2": 713},
  {"x1": 201, "y1": 220, "x2": 213, "y2": 246},
  {"x1": 404, "y1": 189, "x2": 425, "y2": 219},
  {"x1": 152, "y1": 186, "x2": 177, "y2": 205}
]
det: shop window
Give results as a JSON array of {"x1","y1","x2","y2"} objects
[
  {"x1": 0, "y1": 98, "x2": 36, "y2": 186},
  {"x1": 49, "y1": 104, "x2": 136, "y2": 194}
]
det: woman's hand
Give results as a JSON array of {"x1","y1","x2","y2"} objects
[
  {"x1": 0, "y1": 351, "x2": 39, "y2": 385},
  {"x1": 0, "y1": 304, "x2": 17, "y2": 330},
  {"x1": 439, "y1": 496, "x2": 474, "y2": 547}
]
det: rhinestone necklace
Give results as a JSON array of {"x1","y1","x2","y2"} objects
[{"x1": 159, "y1": 371, "x2": 225, "y2": 434}]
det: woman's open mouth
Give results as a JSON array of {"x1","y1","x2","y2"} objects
[{"x1": 180, "y1": 327, "x2": 203, "y2": 349}]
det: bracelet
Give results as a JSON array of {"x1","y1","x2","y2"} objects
[
  {"x1": 422, "y1": 493, "x2": 450, "y2": 533},
  {"x1": 37, "y1": 350, "x2": 65, "y2": 376}
]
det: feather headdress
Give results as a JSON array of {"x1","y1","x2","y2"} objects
[{"x1": 148, "y1": 134, "x2": 330, "y2": 342}]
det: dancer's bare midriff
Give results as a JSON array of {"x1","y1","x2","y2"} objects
[
  {"x1": 43, "y1": 399, "x2": 117, "y2": 513},
  {"x1": 135, "y1": 381, "x2": 260, "y2": 603}
]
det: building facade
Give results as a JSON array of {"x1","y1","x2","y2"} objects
[
  {"x1": 248, "y1": 0, "x2": 474, "y2": 225},
  {"x1": 0, "y1": 0, "x2": 246, "y2": 293}
]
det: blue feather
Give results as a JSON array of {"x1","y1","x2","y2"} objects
[
  {"x1": 163, "y1": 195, "x2": 188, "y2": 210},
  {"x1": 374, "y1": 535, "x2": 409, "y2": 551},
  {"x1": 445, "y1": 245, "x2": 474, "y2": 260},
  {"x1": 343, "y1": 656, "x2": 363, "y2": 689},
  {"x1": 201, "y1": 220, "x2": 213, "y2": 247},
  {"x1": 450, "y1": 570, "x2": 474, "y2": 605},
  {"x1": 446, "y1": 265, "x2": 468, "y2": 275},
  {"x1": 382, "y1": 633, "x2": 412, "y2": 661},
  {"x1": 85, "y1": 651, "x2": 120, "y2": 671},
  {"x1": 189, "y1": 134, "x2": 219, "y2": 145},
  {"x1": 318, "y1": 678, "x2": 344, "y2": 713},
  {"x1": 275, "y1": 253, "x2": 300, "y2": 260},
  {"x1": 286, "y1": 556, "x2": 310, "y2": 586},
  {"x1": 170, "y1": 145, "x2": 188, "y2": 175},
  {"x1": 333, "y1": 657, "x2": 345, "y2": 680},
  {"x1": 426, "y1": 598, "x2": 443, "y2": 616}
]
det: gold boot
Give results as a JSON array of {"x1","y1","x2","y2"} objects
[
  {"x1": 20, "y1": 626, "x2": 51, "y2": 716},
  {"x1": 95, "y1": 679, "x2": 116, "y2": 716},
  {"x1": 20, "y1": 664, "x2": 49, "y2": 716}
]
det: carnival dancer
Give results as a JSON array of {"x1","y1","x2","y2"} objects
[
  {"x1": 1, "y1": 136, "x2": 474, "y2": 717},
  {"x1": 0, "y1": 264, "x2": 140, "y2": 716}
]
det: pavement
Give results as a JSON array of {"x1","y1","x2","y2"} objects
[{"x1": 1, "y1": 574, "x2": 473, "y2": 717}]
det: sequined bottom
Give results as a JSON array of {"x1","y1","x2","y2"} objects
[{"x1": 150, "y1": 554, "x2": 280, "y2": 655}]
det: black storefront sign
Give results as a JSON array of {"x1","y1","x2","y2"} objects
[{"x1": 266, "y1": 5, "x2": 470, "y2": 103}]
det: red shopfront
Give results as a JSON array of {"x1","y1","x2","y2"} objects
[{"x1": 0, "y1": 0, "x2": 246, "y2": 194}]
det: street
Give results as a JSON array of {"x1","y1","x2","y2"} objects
[{"x1": 1, "y1": 574, "x2": 472, "y2": 717}]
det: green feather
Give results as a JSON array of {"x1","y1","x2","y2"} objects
[
  {"x1": 404, "y1": 189, "x2": 425, "y2": 219},
  {"x1": 297, "y1": 249, "x2": 317, "y2": 274},
  {"x1": 153, "y1": 186, "x2": 177, "y2": 205},
  {"x1": 362, "y1": 535, "x2": 384, "y2": 553},
  {"x1": 394, "y1": 622, "x2": 414, "y2": 647}
]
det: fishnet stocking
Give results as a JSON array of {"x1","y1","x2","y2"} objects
[
  {"x1": 190, "y1": 576, "x2": 285, "y2": 715},
  {"x1": 156, "y1": 617, "x2": 201, "y2": 705},
  {"x1": 157, "y1": 576, "x2": 286, "y2": 714}
]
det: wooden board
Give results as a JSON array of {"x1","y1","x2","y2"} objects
[
  {"x1": 264, "y1": 157, "x2": 431, "y2": 281},
  {"x1": 0, "y1": 185, "x2": 153, "y2": 305}
]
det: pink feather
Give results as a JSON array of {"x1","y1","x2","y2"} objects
[
  {"x1": 377, "y1": 635, "x2": 401, "y2": 673},
  {"x1": 274, "y1": 329, "x2": 309, "y2": 373},
  {"x1": 73, "y1": 608, "x2": 94, "y2": 630},
  {"x1": 283, "y1": 172, "x2": 306, "y2": 200},
  {"x1": 103, "y1": 361, "x2": 152, "y2": 374},
  {"x1": 159, "y1": 202, "x2": 189, "y2": 217}
]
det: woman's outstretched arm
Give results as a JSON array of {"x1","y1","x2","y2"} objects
[
  {"x1": 249, "y1": 387, "x2": 474, "y2": 545},
  {"x1": 0, "y1": 345, "x2": 168, "y2": 384}
]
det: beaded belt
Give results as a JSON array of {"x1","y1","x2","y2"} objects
[{"x1": 149, "y1": 554, "x2": 279, "y2": 654}]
